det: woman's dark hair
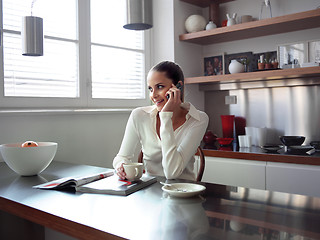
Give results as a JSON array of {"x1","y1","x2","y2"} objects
[{"x1": 151, "y1": 61, "x2": 184, "y2": 85}]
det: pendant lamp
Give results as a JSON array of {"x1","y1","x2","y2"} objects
[
  {"x1": 22, "y1": 0, "x2": 43, "y2": 56},
  {"x1": 123, "y1": 0, "x2": 153, "y2": 30}
]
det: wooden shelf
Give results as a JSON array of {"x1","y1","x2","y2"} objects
[
  {"x1": 185, "y1": 66, "x2": 320, "y2": 84},
  {"x1": 180, "y1": 0, "x2": 234, "y2": 8},
  {"x1": 179, "y1": 8, "x2": 320, "y2": 45}
]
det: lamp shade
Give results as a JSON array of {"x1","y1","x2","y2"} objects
[
  {"x1": 22, "y1": 16, "x2": 43, "y2": 56},
  {"x1": 123, "y1": 0, "x2": 153, "y2": 30}
]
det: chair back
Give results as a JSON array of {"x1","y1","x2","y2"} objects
[{"x1": 137, "y1": 146, "x2": 205, "y2": 181}]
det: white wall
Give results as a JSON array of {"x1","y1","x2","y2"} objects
[
  {"x1": 0, "y1": 111, "x2": 131, "y2": 168},
  {"x1": 173, "y1": 1, "x2": 206, "y2": 111},
  {"x1": 151, "y1": 0, "x2": 175, "y2": 64}
]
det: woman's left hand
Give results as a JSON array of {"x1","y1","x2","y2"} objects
[{"x1": 162, "y1": 84, "x2": 182, "y2": 112}]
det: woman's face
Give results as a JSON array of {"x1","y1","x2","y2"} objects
[{"x1": 147, "y1": 70, "x2": 173, "y2": 111}]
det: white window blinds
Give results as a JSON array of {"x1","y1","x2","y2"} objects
[
  {"x1": 1, "y1": 0, "x2": 147, "y2": 103},
  {"x1": 3, "y1": 0, "x2": 78, "y2": 98},
  {"x1": 90, "y1": 0, "x2": 145, "y2": 99}
]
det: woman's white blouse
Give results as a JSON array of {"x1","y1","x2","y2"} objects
[{"x1": 113, "y1": 102, "x2": 209, "y2": 180}]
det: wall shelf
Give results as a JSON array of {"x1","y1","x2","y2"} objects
[
  {"x1": 179, "y1": 8, "x2": 320, "y2": 45},
  {"x1": 185, "y1": 66, "x2": 320, "y2": 85},
  {"x1": 180, "y1": 0, "x2": 234, "y2": 8}
]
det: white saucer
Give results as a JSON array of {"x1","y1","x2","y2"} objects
[{"x1": 162, "y1": 183, "x2": 206, "y2": 198}]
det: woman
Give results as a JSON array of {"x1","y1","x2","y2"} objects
[{"x1": 113, "y1": 61, "x2": 208, "y2": 180}]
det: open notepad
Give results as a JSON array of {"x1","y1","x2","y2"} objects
[{"x1": 33, "y1": 171, "x2": 157, "y2": 196}]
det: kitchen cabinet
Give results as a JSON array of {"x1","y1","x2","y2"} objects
[
  {"x1": 195, "y1": 155, "x2": 320, "y2": 197},
  {"x1": 266, "y1": 162, "x2": 320, "y2": 197},
  {"x1": 178, "y1": 4, "x2": 320, "y2": 85},
  {"x1": 196, "y1": 156, "x2": 266, "y2": 190}
]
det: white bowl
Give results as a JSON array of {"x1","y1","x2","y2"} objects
[
  {"x1": 0, "y1": 142, "x2": 57, "y2": 176},
  {"x1": 162, "y1": 183, "x2": 206, "y2": 198}
]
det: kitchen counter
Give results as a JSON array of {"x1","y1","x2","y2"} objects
[
  {"x1": 201, "y1": 145, "x2": 320, "y2": 166},
  {"x1": 1, "y1": 161, "x2": 320, "y2": 239}
]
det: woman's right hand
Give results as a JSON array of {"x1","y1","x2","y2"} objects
[
  {"x1": 162, "y1": 83, "x2": 182, "y2": 112},
  {"x1": 116, "y1": 163, "x2": 126, "y2": 180}
]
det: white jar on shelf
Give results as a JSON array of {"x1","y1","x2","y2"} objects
[
  {"x1": 205, "y1": 21, "x2": 217, "y2": 30},
  {"x1": 228, "y1": 60, "x2": 245, "y2": 74}
]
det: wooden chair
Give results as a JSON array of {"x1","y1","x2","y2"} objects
[{"x1": 137, "y1": 146, "x2": 205, "y2": 181}]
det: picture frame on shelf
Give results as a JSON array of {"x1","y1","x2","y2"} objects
[
  {"x1": 252, "y1": 51, "x2": 278, "y2": 71},
  {"x1": 224, "y1": 52, "x2": 253, "y2": 74},
  {"x1": 277, "y1": 41, "x2": 308, "y2": 69},
  {"x1": 308, "y1": 39, "x2": 320, "y2": 63},
  {"x1": 204, "y1": 54, "x2": 225, "y2": 76}
]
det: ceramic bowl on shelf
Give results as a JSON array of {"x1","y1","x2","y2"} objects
[
  {"x1": 217, "y1": 138, "x2": 234, "y2": 146},
  {"x1": 279, "y1": 136, "x2": 305, "y2": 146},
  {"x1": 0, "y1": 142, "x2": 58, "y2": 176}
]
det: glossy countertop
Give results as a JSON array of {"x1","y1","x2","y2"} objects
[
  {"x1": 1, "y1": 161, "x2": 320, "y2": 240},
  {"x1": 202, "y1": 144, "x2": 320, "y2": 166}
]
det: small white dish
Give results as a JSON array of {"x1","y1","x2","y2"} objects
[{"x1": 162, "y1": 183, "x2": 206, "y2": 198}]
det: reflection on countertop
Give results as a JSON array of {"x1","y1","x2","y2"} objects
[{"x1": 202, "y1": 182, "x2": 320, "y2": 240}]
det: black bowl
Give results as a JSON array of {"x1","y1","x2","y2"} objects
[{"x1": 279, "y1": 136, "x2": 305, "y2": 146}]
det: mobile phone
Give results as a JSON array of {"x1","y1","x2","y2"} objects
[{"x1": 167, "y1": 82, "x2": 182, "y2": 99}]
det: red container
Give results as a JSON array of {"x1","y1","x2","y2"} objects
[
  {"x1": 217, "y1": 138, "x2": 234, "y2": 146},
  {"x1": 203, "y1": 130, "x2": 217, "y2": 145},
  {"x1": 234, "y1": 116, "x2": 246, "y2": 136},
  {"x1": 220, "y1": 115, "x2": 235, "y2": 138}
]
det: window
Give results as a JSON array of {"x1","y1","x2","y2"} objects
[
  {"x1": 2, "y1": 0, "x2": 78, "y2": 98},
  {"x1": 91, "y1": 0, "x2": 145, "y2": 100},
  {"x1": 0, "y1": 0, "x2": 149, "y2": 108}
]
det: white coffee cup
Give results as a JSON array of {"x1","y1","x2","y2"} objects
[
  {"x1": 123, "y1": 163, "x2": 143, "y2": 181},
  {"x1": 256, "y1": 127, "x2": 267, "y2": 147},
  {"x1": 238, "y1": 135, "x2": 251, "y2": 147},
  {"x1": 245, "y1": 127, "x2": 255, "y2": 146}
]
